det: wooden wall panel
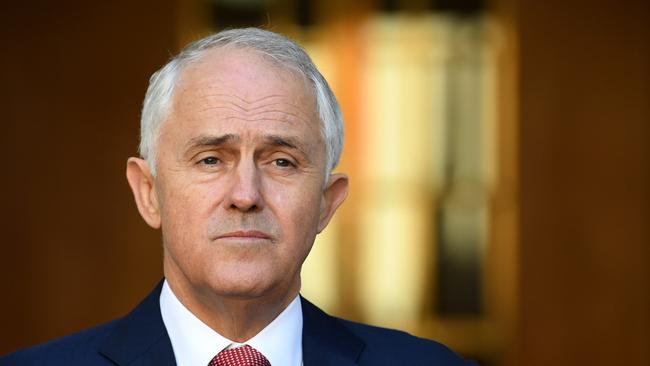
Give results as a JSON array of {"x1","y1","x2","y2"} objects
[
  {"x1": 517, "y1": 0, "x2": 650, "y2": 364},
  {"x1": 0, "y1": 0, "x2": 176, "y2": 354}
]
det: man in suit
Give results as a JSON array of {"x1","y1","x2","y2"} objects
[{"x1": 1, "y1": 28, "x2": 474, "y2": 366}]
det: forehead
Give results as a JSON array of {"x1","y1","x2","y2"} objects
[
  {"x1": 176, "y1": 47, "x2": 314, "y2": 111},
  {"x1": 165, "y1": 46, "x2": 320, "y2": 136}
]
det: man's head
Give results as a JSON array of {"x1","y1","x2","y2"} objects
[
  {"x1": 139, "y1": 28, "x2": 344, "y2": 178},
  {"x1": 126, "y1": 28, "x2": 348, "y2": 305}
]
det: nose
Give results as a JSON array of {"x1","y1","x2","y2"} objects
[{"x1": 224, "y1": 159, "x2": 263, "y2": 213}]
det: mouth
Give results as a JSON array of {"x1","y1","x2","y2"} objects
[{"x1": 215, "y1": 230, "x2": 272, "y2": 241}]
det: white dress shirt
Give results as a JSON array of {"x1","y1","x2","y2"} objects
[{"x1": 160, "y1": 280, "x2": 303, "y2": 366}]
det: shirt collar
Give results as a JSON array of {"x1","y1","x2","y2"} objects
[{"x1": 160, "y1": 280, "x2": 303, "y2": 366}]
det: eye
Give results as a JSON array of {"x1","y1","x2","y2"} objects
[
  {"x1": 200, "y1": 156, "x2": 220, "y2": 165},
  {"x1": 273, "y1": 158, "x2": 294, "y2": 168}
]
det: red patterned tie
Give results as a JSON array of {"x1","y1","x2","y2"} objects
[{"x1": 208, "y1": 345, "x2": 271, "y2": 366}]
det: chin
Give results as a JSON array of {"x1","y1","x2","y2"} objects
[{"x1": 205, "y1": 267, "x2": 281, "y2": 300}]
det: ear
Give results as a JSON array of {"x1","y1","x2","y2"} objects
[
  {"x1": 317, "y1": 173, "x2": 349, "y2": 233},
  {"x1": 126, "y1": 157, "x2": 161, "y2": 229}
]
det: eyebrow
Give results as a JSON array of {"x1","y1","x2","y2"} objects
[
  {"x1": 185, "y1": 134, "x2": 238, "y2": 150},
  {"x1": 265, "y1": 135, "x2": 298, "y2": 150},
  {"x1": 184, "y1": 133, "x2": 310, "y2": 156},
  {"x1": 264, "y1": 135, "x2": 310, "y2": 157}
]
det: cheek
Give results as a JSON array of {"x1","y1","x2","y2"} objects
[
  {"x1": 163, "y1": 174, "x2": 222, "y2": 215},
  {"x1": 159, "y1": 181, "x2": 214, "y2": 243},
  {"x1": 268, "y1": 181, "x2": 323, "y2": 241}
]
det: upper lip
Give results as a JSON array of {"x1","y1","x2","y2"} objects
[{"x1": 216, "y1": 230, "x2": 271, "y2": 239}]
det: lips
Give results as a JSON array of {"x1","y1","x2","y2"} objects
[{"x1": 215, "y1": 230, "x2": 271, "y2": 240}]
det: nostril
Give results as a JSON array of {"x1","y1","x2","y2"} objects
[{"x1": 230, "y1": 203, "x2": 259, "y2": 212}]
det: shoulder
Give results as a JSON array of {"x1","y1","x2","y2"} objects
[
  {"x1": 300, "y1": 296, "x2": 475, "y2": 365},
  {"x1": 0, "y1": 320, "x2": 119, "y2": 366},
  {"x1": 337, "y1": 318, "x2": 475, "y2": 366}
]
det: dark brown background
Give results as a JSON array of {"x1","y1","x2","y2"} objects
[
  {"x1": 515, "y1": 0, "x2": 649, "y2": 364},
  {"x1": 1, "y1": 0, "x2": 648, "y2": 365},
  {"x1": 1, "y1": 0, "x2": 173, "y2": 350}
]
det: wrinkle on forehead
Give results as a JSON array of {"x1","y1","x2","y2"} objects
[
  {"x1": 170, "y1": 47, "x2": 318, "y2": 129},
  {"x1": 176, "y1": 46, "x2": 314, "y2": 104},
  {"x1": 197, "y1": 93, "x2": 308, "y2": 115},
  {"x1": 195, "y1": 93, "x2": 314, "y2": 125}
]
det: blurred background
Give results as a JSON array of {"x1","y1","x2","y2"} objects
[{"x1": 1, "y1": 0, "x2": 648, "y2": 365}]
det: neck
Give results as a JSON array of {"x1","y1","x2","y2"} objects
[{"x1": 164, "y1": 265, "x2": 300, "y2": 342}]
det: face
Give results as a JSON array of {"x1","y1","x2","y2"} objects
[{"x1": 127, "y1": 47, "x2": 347, "y2": 303}]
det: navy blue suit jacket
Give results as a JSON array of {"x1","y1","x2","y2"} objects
[{"x1": 1, "y1": 281, "x2": 474, "y2": 365}]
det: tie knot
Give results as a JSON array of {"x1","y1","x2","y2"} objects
[{"x1": 208, "y1": 345, "x2": 271, "y2": 366}]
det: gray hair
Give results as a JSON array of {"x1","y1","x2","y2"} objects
[{"x1": 139, "y1": 28, "x2": 344, "y2": 177}]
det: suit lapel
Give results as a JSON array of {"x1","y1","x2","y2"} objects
[
  {"x1": 301, "y1": 297, "x2": 364, "y2": 366},
  {"x1": 98, "y1": 280, "x2": 176, "y2": 366}
]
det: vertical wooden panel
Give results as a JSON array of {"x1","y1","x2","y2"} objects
[
  {"x1": 0, "y1": 0, "x2": 176, "y2": 354},
  {"x1": 517, "y1": 0, "x2": 650, "y2": 364}
]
